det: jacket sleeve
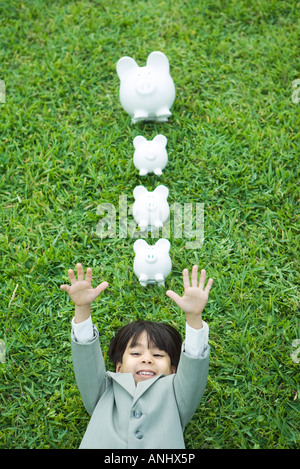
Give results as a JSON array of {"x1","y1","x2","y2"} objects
[
  {"x1": 71, "y1": 325, "x2": 107, "y2": 416},
  {"x1": 173, "y1": 344, "x2": 210, "y2": 428}
]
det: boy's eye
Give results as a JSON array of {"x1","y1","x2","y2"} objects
[{"x1": 130, "y1": 352, "x2": 140, "y2": 356}]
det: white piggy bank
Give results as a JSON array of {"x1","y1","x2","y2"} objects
[
  {"x1": 133, "y1": 185, "x2": 169, "y2": 232},
  {"x1": 133, "y1": 134, "x2": 168, "y2": 176},
  {"x1": 133, "y1": 238, "x2": 172, "y2": 286},
  {"x1": 116, "y1": 51, "x2": 175, "y2": 123}
]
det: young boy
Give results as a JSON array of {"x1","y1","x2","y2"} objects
[{"x1": 60, "y1": 263, "x2": 213, "y2": 449}]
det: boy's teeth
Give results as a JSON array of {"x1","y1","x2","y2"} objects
[{"x1": 138, "y1": 371, "x2": 154, "y2": 375}]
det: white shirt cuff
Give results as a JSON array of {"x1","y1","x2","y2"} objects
[
  {"x1": 71, "y1": 315, "x2": 94, "y2": 343},
  {"x1": 184, "y1": 320, "x2": 209, "y2": 357}
]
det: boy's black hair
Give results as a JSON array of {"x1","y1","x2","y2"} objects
[{"x1": 108, "y1": 320, "x2": 182, "y2": 369}]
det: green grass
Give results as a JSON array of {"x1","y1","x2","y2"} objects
[{"x1": 0, "y1": 0, "x2": 299, "y2": 449}]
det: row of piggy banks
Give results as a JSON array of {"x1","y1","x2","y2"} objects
[
  {"x1": 132, "y1": 136, "x2": 170, "y2": 285},
  {"x1": 116, "y1": 51, "x2": 174, "y2": 286}
]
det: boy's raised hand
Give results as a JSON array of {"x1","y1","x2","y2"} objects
[
  {"x1": 60, "y1": 263, "x2": 108, "y2": 323},
  {"x1": 166, "y1": 265, "x2": 213, "y2": 329}
]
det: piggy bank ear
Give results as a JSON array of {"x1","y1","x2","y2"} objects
[
  {"x1": 116, "y1": 56, "x2": 138, "y2": 80},
  {"x1": 153, "y1": 185, "x2": 169, "y2": 199},
  {"x1": 133, "y1": 185, "x2": 148, "y2": 199},
  {"x1": 155, "y1": 238, "x2": 170, "y2": 252},
  {"x1": 134, "y1": 239, "x2": 148, "y2": 253},
  {"x1": 133, "y1": 135, "x2": 147, "y2": 149},
  {"x1": 147, "y1": 51, "x2": 170, "y2": 74},
  {"x1": 153, "y1": 134, "x2": 167, "y2": 148}
]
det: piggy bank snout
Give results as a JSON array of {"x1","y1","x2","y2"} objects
[
  {"x1": 144, "y1": 143, "x2": 157, "y2": 161},
  {"x1": 136, "y1": 80, "x2": 155, "y2": 95},
  {"x1": 147, "y1": 196, "x2": 157, "y2": 211},
  {"x1": 135, "y1": 70, "x2": 156, "y2": 95},
  {"x1": 145, "y1": 151, "x2": 156, "y2": 161},
  {"x1": 145, "y1": 249, "x2": 157, "y2": 264}
]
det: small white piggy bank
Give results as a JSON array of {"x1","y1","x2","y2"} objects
[
  {"x1": 133, "y1": 185, "x2": 169, "y2": 232},
  {"x1": 116, "y1": 51, "x2": 175, "y2": 123},
  {"x1": 133, "y1": 238, "x2": 172, "y2": 286},
  {"x1": 133, "y1": 134, "x2": 168, "y2": 176}
]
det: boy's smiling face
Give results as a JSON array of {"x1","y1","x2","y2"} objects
[{"x1": 116, "y1": 331, "x2": 176, "y2": 384}]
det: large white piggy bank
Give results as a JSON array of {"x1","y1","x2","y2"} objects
[
  {"x1": 133, "y1": 238, "x2": 172, "y2": 286},
  {"x1": 116, "y1": 51, "x2": 175, "y2": 123},
  {"x1": 133, "y1": 185, "x2": 169, "y2": 232},
  {"x1": 133, "y1": 134, "x2": 168, "y2": 176}
]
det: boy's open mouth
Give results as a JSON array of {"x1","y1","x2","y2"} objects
[{"x1": 137, "y1": 370, "x2": 156, "y2": 377}]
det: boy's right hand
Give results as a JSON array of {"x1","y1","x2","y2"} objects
[{"x1": 60, "y1": 263, "x2": 109, "y2": 323}]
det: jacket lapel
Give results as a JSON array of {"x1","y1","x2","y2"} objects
[
  {"x1": 107, "y1": 371, "x2": 136, "y2": 397},
  {"x1": 107, "y1": 371, "x2": 164, "y2": 401},
  {"x1": 132, "y1": 374, "x2": 162, "y2": 404}
]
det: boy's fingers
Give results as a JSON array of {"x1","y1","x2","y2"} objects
[
  {"x1": 76, "y1": 263, "x2": 84, "y2": 281},
  {"x1": 60, "y1": 284, "x2": 70, "y2": 292},
  {"x1": 68, "y1": 269, "x2": 76, "y2": 284},
  {"x1": 191, "y1": 265, "x2": 199, "y2": 287},
  {"x1": 166, "y1": 290, "x2": 182, "y2": 306},
  {"x1": 85, "y1": 267, "x2": 92, "y2": 283},
  {"x1": 182, "y1": 268, "x2": 190, "y2": 290},
  {"x1": 198, "y1": 268, "x2": 206, "y2": 289},
  {"x1": 204, "y1": 278, "x2": 213, "y2": 293},
  {"x1": 95, "y1": 281, "x2": 109, "y2": 295}
]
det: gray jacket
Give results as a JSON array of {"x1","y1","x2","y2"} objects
[{"x1": 71, "y1": 326, "x2": 209, "y2": 449}]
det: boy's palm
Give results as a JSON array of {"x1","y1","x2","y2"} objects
[
  {"x1": 166, "y1": 266, "x2": 213, "y2": 315},
  {"x1": 170, "y1": 286, "x2": 209, "y2": 315},
  {"x1": 60, "y1": 264, "x2": 108, "y2": 306}
]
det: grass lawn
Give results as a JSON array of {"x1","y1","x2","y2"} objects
[{"x1": 0, "y1": 0, "x2": 299, "y2": 449}]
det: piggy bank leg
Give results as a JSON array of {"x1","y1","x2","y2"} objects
[
  {"x1": 154, "y1": 168, "x2": 162, "y2": 176},
  {"x1": 155, "y1": 273, "x2": 165, "y2": 287},
  {"x1": 154, "y1": 220, "x2": 163, "y2": 229},
  {"x1": 139, "y1": 168, "x2": 148, "y2": 176},
  {"x1": 139, "y1": 273, "x2": 149, "y2": 286},
  {"x1": 155, "y1": 106, "x2": 171, "y2": 120},
  {"x1": 132, "y1": 110, "x2": 149, "y2": 123},
  {"x1": 138, "y1": 220, "x2": 148, "y2": 231}
]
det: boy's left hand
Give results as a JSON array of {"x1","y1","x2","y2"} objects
[{"x1": 166, "y1": 265, "x2": 213, "y2": 329}]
